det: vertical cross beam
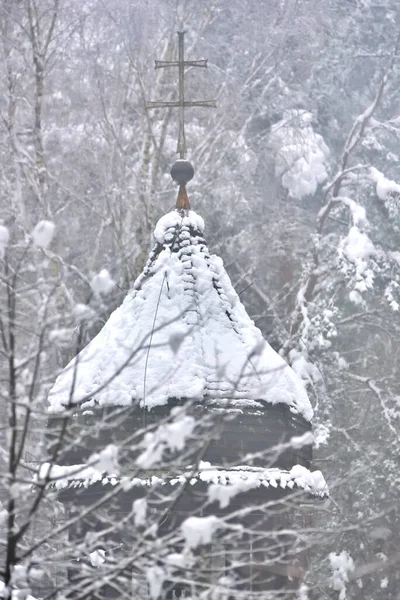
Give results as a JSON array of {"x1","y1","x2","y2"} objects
[
  {"x1": 177, "y1": 31, "x2": 186, "y2": 158},
  {"x1": 147, "y1": 31, "x2": 216, "y2": 158}
]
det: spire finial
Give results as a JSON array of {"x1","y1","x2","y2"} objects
[
  {"x1": 147, "y1": 31, "x2": 216, "y2": 211},
  {"x1": 176, "y1": 184, "x2": 190, "y2": 210},
  {"x1": 171, "y1": 159, "x2": 194, "y2": 210}
]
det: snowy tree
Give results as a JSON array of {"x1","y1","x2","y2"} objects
[
  {"x1": 1, "y1": 0, "x2": 400, "y2": 598},
  {"x1": 0, "y1": 213, "x2": 327, "y2": 600}
]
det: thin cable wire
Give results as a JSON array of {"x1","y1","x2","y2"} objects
[{"x1": 142, "y1": 272, "x2": 167, "y2": 427}]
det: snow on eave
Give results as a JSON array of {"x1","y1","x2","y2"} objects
[
  {"x1": 44, "y1": 461, "x2": 328, "y2": 498},
  {"x1": 47, "y1": 209, "x2": 313, "y2": 422}
]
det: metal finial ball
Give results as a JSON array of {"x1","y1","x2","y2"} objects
[{"x1": 170, "y1": 160, "x2": 195, "y2": 185}]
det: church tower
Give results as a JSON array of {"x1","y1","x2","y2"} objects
[{"x1": 46, "y1": 32, "x2": 327, "y2": 600}]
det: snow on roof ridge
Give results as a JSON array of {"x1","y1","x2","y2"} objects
[
  {"x1": 153, "y1": 209, "x2": 205, "y2": 244},
  {"x1": 48, "y1": 208, "x2": 313, "y2": 421}
]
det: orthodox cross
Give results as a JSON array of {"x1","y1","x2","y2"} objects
[{"x1": 147, "y1": 31, "x2": 216, "y2": 158}]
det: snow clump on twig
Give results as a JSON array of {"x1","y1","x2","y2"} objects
[
  {"x1": 90, "y1": 269, "x2": 115, "y2": 295},
  {"x1": 181, "y1": 515, "x2": 221, "y2": 549},
  {"x1": 31, "y1": 220, "x2": 55, "y2": 248},
  {"x1": 0, "y1": 223, "x2": 9, "y2": 258},
  {"x1": 329, "y1": 550, "x2": 355, "y2": 599}
]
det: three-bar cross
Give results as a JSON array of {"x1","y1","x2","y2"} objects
[{"x1": 147, "y1": 31, "x2": 216, "y2": 158}]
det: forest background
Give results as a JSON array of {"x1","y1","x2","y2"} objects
[{"x1": 1, "y1": 0, "x2": 400, "y2": 598}]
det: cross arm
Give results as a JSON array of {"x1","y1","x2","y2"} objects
[
  {"x1": 183, "y1": 100, "x2": 216, "y2": 108},
  {"x1": 147, "y1": 99, "x2": 216, "y2": 109},
  {"x1": 155, "y1": 59, "x2": 208, "y2": 69}
]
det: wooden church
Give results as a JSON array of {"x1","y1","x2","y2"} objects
[{"x1": 45, "y1": 32, "x2": 327, "y2": 600}]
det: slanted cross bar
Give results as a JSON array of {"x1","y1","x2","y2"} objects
[{"x1": 147, "y1": 31, "x2": 216, "y2": 158}]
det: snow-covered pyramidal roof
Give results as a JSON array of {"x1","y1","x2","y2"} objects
[{"x1": 48, "y1": 209, "x2": 313, "y2": 421}]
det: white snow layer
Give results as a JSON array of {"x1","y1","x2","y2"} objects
[
  {"x1": 0, "y1": 581, "x2": 37, "y2": 600},
  {"x1": 40, "y1": 460, "x2": 328, "y2": 497},
  {"x1": 329, "y1": 551, "x2": 355, "y2": 600},
  {"x1": 90, "y1": 269, "x2": 115, "y2": 295},
  {"x1": 89, "y1": 549, "x2": 106, "y2": 568},
  {"x1": 336, "y1": 195, "x2": 375, "y2": 306},
  {"x1": 48, "y1": 209, "x2": 312, "y2": 421},
  {"x1": 31, "y1": 220, "x2": 55, "y2": 248},
  {"x1": 0, "y1": 224, "x2": 9, "y2": 259},
  {"x1": 370, "y1": 166, "x2": 400, "y2": 200},
  {"x1": 136, "y1": 414, "x2": 195, "y2": 468},
  {"x1": 146, "y1": 565, "x2": 165, "y2": 600},
  {"x1": 181, "y1": 515, "x2": 221, "y2": 548},
  {"x1": 133, "y1": 498, "x2": 147, "y2": 526},
  {"x1": 270, "y1": 109, "x2": 329, "y2": 200}
]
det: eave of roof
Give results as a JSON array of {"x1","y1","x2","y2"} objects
[{"x1": 42, "y1": 461, "x2": 328, "y2": 498}]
